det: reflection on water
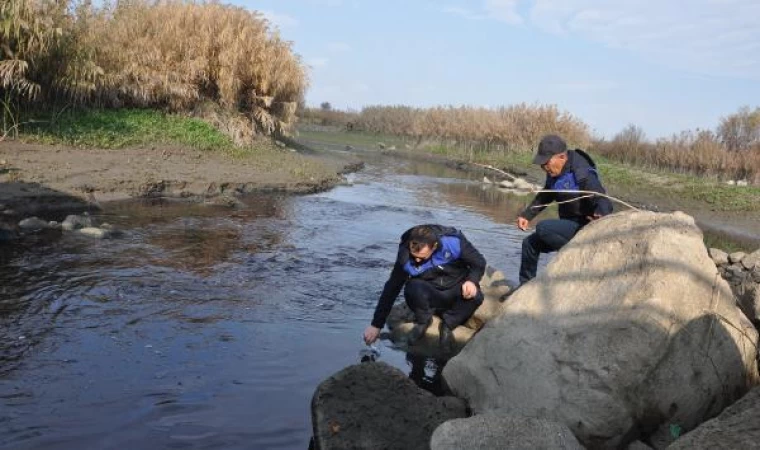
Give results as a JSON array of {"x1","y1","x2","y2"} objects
[{"x1": 0, "y1": 153, "x2": 539, "y2": 450}]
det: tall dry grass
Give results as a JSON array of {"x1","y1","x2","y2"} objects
[
  {"x1": 593, "y1": 107, "x2": 760, "y2": 183},
  {"x1": 303, "y1": 103, "x2": 590, "y2": 156},
  {"x1": 0, "y1": 0, "x2": 307, "y2": 138}
]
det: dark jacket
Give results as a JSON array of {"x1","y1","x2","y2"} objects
[
  {"x1": 370, "y1": 225, "x2": 486, "y2": 329},
  {"x1": 520, "y1": 149, "x2": 613, "y2": 224}
]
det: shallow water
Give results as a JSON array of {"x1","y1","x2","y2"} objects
[{"x1": 0, "y1": 153, "x2": 538, "y2": 449}]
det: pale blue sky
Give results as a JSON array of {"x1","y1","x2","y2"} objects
[{"x1": 234, "y1": 0, "x2": 760, "y2": 139}]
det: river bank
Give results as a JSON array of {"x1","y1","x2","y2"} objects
[{"x1": 0, "y1": 139, "x2": 361, "y2": 237}]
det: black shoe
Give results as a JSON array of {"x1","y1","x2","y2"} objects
[
  {"x1": 439, "y1": 321, "x2": 454, "y2": 353},
  {"x1": 408, "y1": 318, "x2": 432, "y2": 344}
]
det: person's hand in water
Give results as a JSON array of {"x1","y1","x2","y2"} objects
[
  {"x1": 363, "y1": 325, "x2": 380, "y2": 345},
  {"x1": 461, "y1": 281, "x2": 478, "y2": 300}
]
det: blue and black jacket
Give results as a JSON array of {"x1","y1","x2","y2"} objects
[
  {"x1": 520, "y1": 149, "x2": 613, "y2": 224},
  {"x1": 370, "y1": 225, "x2": 486, "y2": 329}
]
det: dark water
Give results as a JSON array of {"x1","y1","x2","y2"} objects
[{"x1": 0, "y1": 154, "x2": 538, "y2": 449}]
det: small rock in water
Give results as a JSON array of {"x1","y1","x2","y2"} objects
[
  {"x1": 513, "y1": 178, "x2": 533, "y2": 191},
  {"x1": 498, "y1": 180, "x2": 514, "y2": 189},
  {"x1": 19, "y1": 217, "x2": 50, "y2": 231},
  {"x1": 62, "y1": 214, "x2": 93, "y2": 231},
  {"x1": 77, "y1": 227, "x2": 111, "y2": 239},
  {"x1": 483, "y1": 176, "x2": 492, "y2": 184}
]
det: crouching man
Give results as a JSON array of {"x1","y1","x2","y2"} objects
[{"x1": 363, "y1": 224, "x2": 487, "y2": 351}]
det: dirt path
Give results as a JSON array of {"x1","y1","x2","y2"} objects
[{"x1": 0, "y1": 141, "x2": 358, "y2": 220}]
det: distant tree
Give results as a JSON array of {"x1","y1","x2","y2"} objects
[
  {"x1": 718, "y1": 106, "x2": 760, "y2": 152},
  {"x1": 320, "y1": 101, "x2": 332, "y2": 111}
]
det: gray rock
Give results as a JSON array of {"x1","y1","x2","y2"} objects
[
  {"x1": 667, "y1": 387, "x2": 760, "y2": 449},
  {"x1": 77, "y1": 227, "x2": 111, "y2": 239},
  {"x1": 727, "y1": 263, "x2": 744, "y2": 277},
  {"x1": 442, "y1": 211, "x2": 759, "y2": 449},
  {"x1": 741, "y1": 251, "x2": 760, "y2": 270},
  {"x1": 47, "y1": 221, "x2": 61, "y2": 230},
  {"x1": 19, "y1": 217, "x2": 50, "y2": 231},
  {"x1": 311, "y1": 361, "x2": 467, "y2": 450},
  {"x1": 736, "y1": 283, "x2": 760, "y2": 324},
  {"x1": 627, "y1": 441, "x2": 654, "y2": 450},
  {"x1": 62, "y1": 214, "x2": 93, "y2": 231},
  {"x1": 482, "y1": 176, "x2": 493, "y2": 184},
  {"x1": 430, "y1": 413, "x2": 584, "y2": 450},
  {"x1": 498, "y1": 180, "x2": 514, "y2": 189},
  {"x1": 728, "y1": 251, "x2": 746, "y2": 264},
  {"x1": 708, "y1": 248, "x2": 729, "y2": 266}
]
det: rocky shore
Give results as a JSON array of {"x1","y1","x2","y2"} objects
[{"x1": 311, "y1": 210, "x2": 760, "y2": 450}]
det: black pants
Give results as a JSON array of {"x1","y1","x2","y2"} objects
[
  {"x1": 404, "y1": 278, "x2": 483, "y2": 329},
  {"x1": 519, "y1": 218, "x2": 582, "y2": 284}
]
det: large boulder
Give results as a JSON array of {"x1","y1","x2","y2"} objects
[
  {"x1": 442, "y1": 210, "x2": 759, "y2": 449},
  {"x1": 311, "y1": 361, "x2": 467, "y2": 450},
  {"x1": 430, "y1": 413, "x2": 584, "y2": 450},
  {"x1": 385, "y1": 266, "x2": 514, "y2": 356},
  {"x1": 667, "y1": 386, "x2": 760, "y2": 449}
]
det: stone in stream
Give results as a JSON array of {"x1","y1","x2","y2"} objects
[
  {"x1": 77, "y1": 227, "x2": 112, "y2": 239},
  {"x1": 442, "y1": 210, "x2": 759, "y2": 449},
  {"x1": 62, "y1": 214, "x2": 93, "y2": 231},
  {"x1": 311, "y1": 361, "x2": 467, "y2": 450},
  {"x1": 19, "y1": 216, "x2": 51, "y2": 231}
]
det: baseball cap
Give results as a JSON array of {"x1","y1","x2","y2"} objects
[{"x1": 532, "y1": 134, "x2": 567, "y2": 165}]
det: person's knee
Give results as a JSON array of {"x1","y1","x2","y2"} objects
[{"x1": 404, "y1": 279, "x2": 428, "y2": 304}]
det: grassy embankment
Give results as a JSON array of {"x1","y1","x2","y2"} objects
[
  {"x1": 298, "y1": 128, "x2": 760, "y2": 252},
  {"x1": 15, "y1": 109, "x2": 336, "y2": 180}
]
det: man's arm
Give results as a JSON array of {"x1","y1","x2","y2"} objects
[
  {"x1": 459, "y1": 234, "x2": 487, "y2": 285},
  {"x1": 578, "y1": 171, "x2": 613, "y2": 216},
  {"x1": 519, "y1": 177, "x2": 554, "y2": 221},
  {"x1": 370, "y1": 261, "x2": 407, "y2": 329}
]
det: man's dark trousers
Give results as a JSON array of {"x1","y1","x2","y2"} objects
[
  {"x1": 404, "y1": 279, "x2": 483, "y2": 329},
  {"x1": 519, "y1": 219, "x2": 583, "y2": 285}
]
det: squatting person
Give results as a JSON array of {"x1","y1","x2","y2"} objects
[{"x1": 363, "y1": 224, "x2": 487, "y2": 351}]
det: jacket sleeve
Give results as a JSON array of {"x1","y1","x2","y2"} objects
[
  {"x1": 519, "y1": 176, "x2": 554, "y2": 220},
  {"x1": 459, "y1": 234, "x2": 487, "y2": 285},
  {"x1": 577, "y1": 170, "x2": 613, "y2": 216},
  {"x1": 370, "y1": 260, "x2": 408, "y2": 329}
]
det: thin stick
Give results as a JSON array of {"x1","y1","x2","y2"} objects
[
  {"x1": 531, "y1": 189, "x2": 640, "y2": 211},
  {"x1": 471, "y1": 162, "x2": 519, "y2": 181},
  {"x1": 472, "y1": 161, "x2": 641, "y2": 211},
  {"x1": 530, "y1": 194, "x2": 595, "y2": 209}
]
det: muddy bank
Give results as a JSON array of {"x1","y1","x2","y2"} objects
[{"x1": 0, "y1": 141, "x2": 361, "y2": 224}]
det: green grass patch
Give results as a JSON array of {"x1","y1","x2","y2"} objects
[
  {"x1": 297, "y1": 129, "x2": 407, "y2": 149},
  {"x1": 21, "y1": 109, "x2": 236, "y2": 152}
]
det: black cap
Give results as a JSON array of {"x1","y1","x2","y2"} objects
[{"x1": 532, "y1": 134, "x2": 567, "y2": 165}]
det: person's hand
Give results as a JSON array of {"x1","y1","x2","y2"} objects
[
  {"x1": 363, "y1": 325, "x2": 380, "y2": 345},
  {"x1": 461, "y1": 281, "x2": 478, "y2": 300},
  {"x1": 516, "y1": 216, "x2": 530, "y2": 231},
  {"x1": 586, "y1": 213, "x2": 602, "y2": 222}
]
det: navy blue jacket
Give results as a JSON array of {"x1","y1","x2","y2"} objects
[
  {"x1": 520, "y1": 149, "x2": 613, "y2": 224},
  {"x1": 370, "y1": 225, "x2": 486, "y2": 329}
]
